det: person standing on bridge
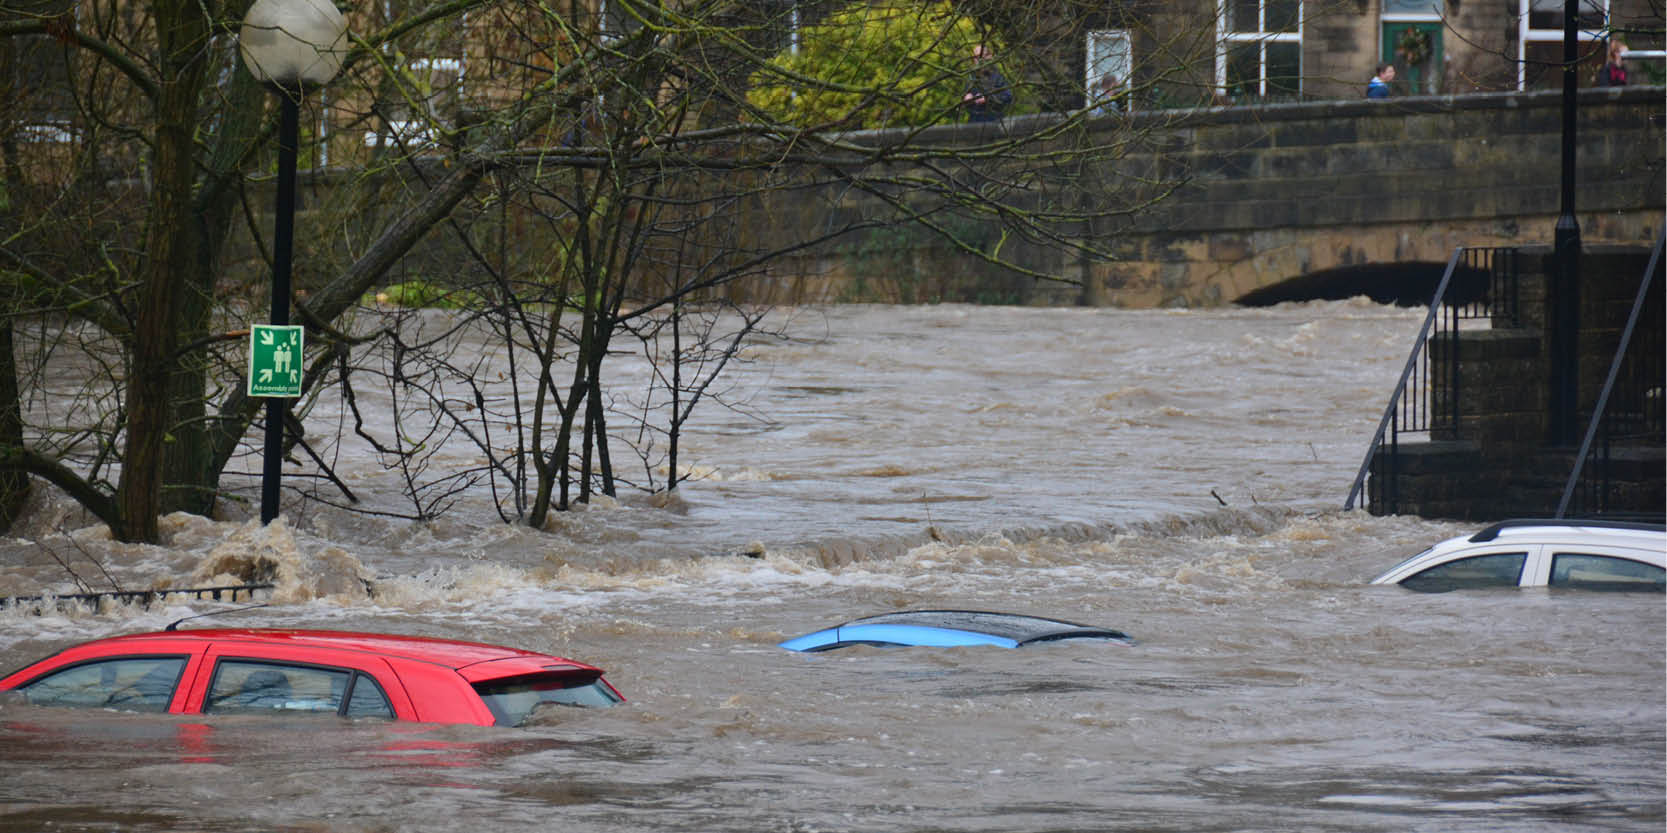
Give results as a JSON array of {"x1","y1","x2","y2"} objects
[
  {"x1": 963, "y1": 44, "x2": 1014, "y2": 123},
  {"x1": 1366, "y1": 63, "x2": 1395, "y2": 98},
  {"x1": 1595, "y1": 39, "x2": 1628, "y2": 87}
]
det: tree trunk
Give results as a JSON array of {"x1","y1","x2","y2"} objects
[
  {"x1": 163, "y1": 67, "x2": 267, "y2": 517},
  {"x1": 114, "y1": 0, "x2": 213, "y2": 542},
  {"x1": 0, "y1": 319, "x2": 29, "y2": 532},
  {"x1": 0, "y1": 43, "x2": 30, "y2": 531}
]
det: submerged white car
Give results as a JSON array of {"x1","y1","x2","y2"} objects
[{"x1": 1371, "y1": 519, "x2": 1665, "y2": 592}]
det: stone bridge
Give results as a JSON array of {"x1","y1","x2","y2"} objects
[{"x1": 745, "y1": 86, "x2": 1664, "y2": 308}]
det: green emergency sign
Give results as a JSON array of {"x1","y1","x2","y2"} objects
[{"x1": 248, "y1": 324, "x2": 304, "y2": 398}]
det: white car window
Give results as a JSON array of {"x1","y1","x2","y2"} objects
[
  {"x1": 1548, "y1": 553, "x2": 1666, "y2": 591},
  {"x1": 1401, "y1": 552, "x2": 1528, "y2": 592}
]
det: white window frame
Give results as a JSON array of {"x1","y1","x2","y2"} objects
[
  {"x1": 1085, "y1": 30, "x2": 1132, "y2": 110},
  {"x1": 1216, "y1": 0, "x2": 1303, "y2": 98},
  {"x1": 361, "y1": 58, "x2": 466, "y2": 151},
  {"x1": 601, "y1": 0, "x2": 644, "y2": 44},
  {"x1": 363, "y1": 119, "x2": 441, "y2": 148},
  {"x1": 1381, "y1": 0, "x2": 1443, "y2": 20},
  {"x1": 1517, "y1": 0, "x2": 1609, "y2": 90},
  {"x1": 789, "y1": 2, "x2": 801, "y2": 55},
  {"x1": 320, "y1": 92, "x2": 332, "y2": 166},
  {"x1": 19, "y1": 122, "x2": 77, "y2": 143}
]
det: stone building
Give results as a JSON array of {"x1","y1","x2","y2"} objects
[
  {"x1": 1053, "y1": 0, "x2": 1662, "y2": 110},
  {"x1": 8, "y1": 0, "x2": 1662, "y2": 161}
]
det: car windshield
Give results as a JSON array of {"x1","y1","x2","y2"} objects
[
  {"x1": 1376, "y1": 546, "x2": 1436, "y2": 578},
  {"x1": 472, "y1": 671, "x2": 621, "y2": 727}
]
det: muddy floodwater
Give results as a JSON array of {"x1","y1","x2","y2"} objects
[{"x1": 0, "y1": 303, "x2": 1660, "y2": 832}]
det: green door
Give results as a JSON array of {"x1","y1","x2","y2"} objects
[{"x1": 1381, "y1": 22, "x2": 1443, "y2": 95}]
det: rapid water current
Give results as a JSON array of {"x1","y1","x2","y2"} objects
[{"x1": 0, "y1": 302, "x2": 1660, "y2": 832}]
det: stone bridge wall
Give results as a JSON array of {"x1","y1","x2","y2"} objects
[{"x1": 735, "y1": 86, "x2": 1664, "y2": 308}]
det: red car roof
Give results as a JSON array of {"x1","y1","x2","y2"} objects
[{"x1": 86, "y1": 628, "x2": 597, "y2": 674}]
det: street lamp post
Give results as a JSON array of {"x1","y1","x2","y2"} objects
[
  {"x1": 238, "y1": 0, "x2": 348, "y2": 524},
  {"x1": 1549, "y1": 0, "x2": 1582, "y2": 445}
]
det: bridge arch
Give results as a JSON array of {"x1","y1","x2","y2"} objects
[{"x1": 1233, "y1": 260, "x2": 1490, "y2": 307}]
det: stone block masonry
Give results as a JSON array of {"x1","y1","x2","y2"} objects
[{"x1": 730, "y1": 86, "x2": 1663, "y2": 308}]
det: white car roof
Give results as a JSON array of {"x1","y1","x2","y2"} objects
[
  {"x1": 1372, "y1": 519, "x2": 1666, "y2": 585},
  {"x1": 1462, "y1": 521, "x2": 1665, "y2": 550}
]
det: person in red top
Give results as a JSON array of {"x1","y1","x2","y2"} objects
[{"x1": 1595, "y1": 39, "x2": 1628, "y2": 87}]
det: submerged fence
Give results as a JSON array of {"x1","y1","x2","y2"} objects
[{"x1": 0, "y1": 583, "x2": 274, "y2": 613}]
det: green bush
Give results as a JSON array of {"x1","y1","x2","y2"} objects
[
  {"x1": 368, "y1": 280, "x2": 484, "y2": 310},
  {"x1": 746, "y1": 1, "x2": 1005, "y2": 129}
]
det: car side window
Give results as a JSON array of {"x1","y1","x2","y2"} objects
[
  {"x1": 345, "y1": 672, "x2": 394, "y2": 719},
  {"x1": 1400, "y1": 552, "x2": 1528, "y2": 592},
  {"x1": 1549, "y1": 553, "x2": 1666, "y2": 592},
  {"x1": 20, "y1": 656, "x2": 186, "y2": 712},
  {"x1": 207, "y1": 661, "x2": 347, "y2": 715}
]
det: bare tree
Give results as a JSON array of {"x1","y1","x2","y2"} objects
[{"x1": 1, "y1": 0, "x2": 1213, "y2": 540}]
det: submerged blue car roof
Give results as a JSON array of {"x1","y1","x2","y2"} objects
[{"x1": 779, "y1": 610, "x2": 1133, "y2": 652}]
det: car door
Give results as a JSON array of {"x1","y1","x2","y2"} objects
[{"x1": 184, "y1": 642, "x2": 415, "y2": 720}]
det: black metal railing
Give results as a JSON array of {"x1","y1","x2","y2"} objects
[
  {"x1": 0, "y1": 583, "x2": 274, "y2": 612},
  {"x1": 1557, "y1": 232, "x2": 1666, "y2": 519},
  {"x1": 1344, "y1": 246, "x2": 1520, "y2": 513}
]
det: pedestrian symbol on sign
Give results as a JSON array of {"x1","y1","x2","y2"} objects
[{"x1": 248, "y1": 324, "x2": 304, "y2": 398}]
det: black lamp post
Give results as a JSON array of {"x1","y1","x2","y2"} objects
[
  {"x1": 1549, "y1": 0, "x2": 1582, "y2": 445},
  {"x1": 239, "y1": 0, "x2": 347, "y2": 523}
]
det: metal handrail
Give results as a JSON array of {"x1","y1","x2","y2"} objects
[
  {"x1": 1344, "y1": 246, "x2": 1465, "y2": 510},
  {"x1": 1556, "y1": 231, "x2": 1665, "y2": 517}
]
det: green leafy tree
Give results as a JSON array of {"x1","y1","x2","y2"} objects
[{"x1": 747, "y1": 0, "x2": 1006, "y2": 129}]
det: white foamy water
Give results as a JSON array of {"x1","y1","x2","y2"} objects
[{"x1": 0, "y1": 302, "x2": 1659, "y2": 832}]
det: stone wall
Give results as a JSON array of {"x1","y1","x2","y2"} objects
[
  {"x1": 731, "y1": 86, "x2": 1663, "y2": 308},
  {"x1": 268, "y1": 87, "x2": 1663, "y2": 312}
]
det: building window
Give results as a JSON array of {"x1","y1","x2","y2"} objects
[
  {"x1": 361, "y1": 58, "x2": 465, "y2": 152},
  {"x1": 1218, "y1": 0, "x2": 1301, "y2": 100},
  {"x1": 1085, "y1": 30, "x2": 1131, "y2": 110},
  {"x1": 1518, "y1": 0, "x2": 1608, "y2": 89},
  {"x1": 1382, "y1": 0, "x2": 1442, "y2": 16},
  {"x1": 601, "y1": 0, "x2": 645, "y2": 43}
]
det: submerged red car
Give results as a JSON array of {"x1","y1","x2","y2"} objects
[{"x1": 0, "y1": 628, "x2": 623, "y2": 727}]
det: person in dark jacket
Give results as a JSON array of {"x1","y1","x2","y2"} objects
[
  {"x1": 963, "y1": 45, "x2": 1013, "y2": 122},
  {"x1": 1595, "y1": 39, "x2": 1628, "y2": 87}
]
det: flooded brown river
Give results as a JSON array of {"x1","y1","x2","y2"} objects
[{"x1": 0, "y1": 303, "x2": 1661, "y2": 832}]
